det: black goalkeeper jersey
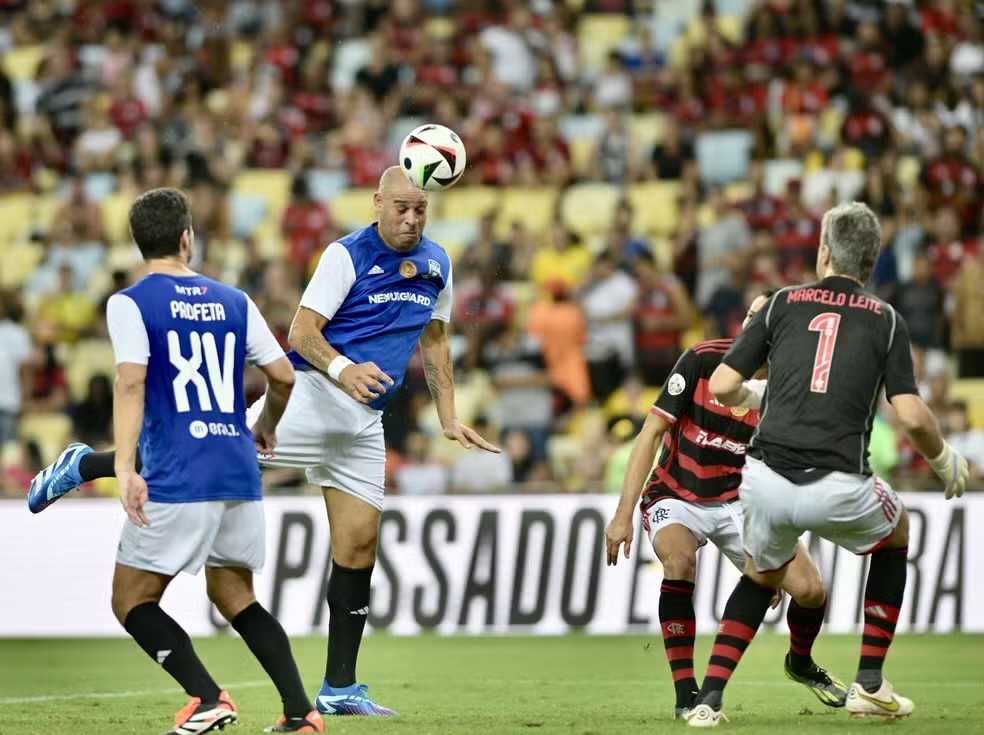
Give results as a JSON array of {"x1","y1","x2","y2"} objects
[{"x1": 723, "y1": 276, "x2": 919, "y2": 481}]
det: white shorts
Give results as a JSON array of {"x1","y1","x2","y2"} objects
[
  {"x1": 117, "y1": 500, "x2": 265, "y2": 576},
  {"x1": 246, "y1": 369, "x2": 386, "y2": 510},
  {"x1": 643, "y1": 497, "x2": 747, "y2": 570},
  {"x1": 740, "y1": 456, "x2": 902, "y2": 573}
]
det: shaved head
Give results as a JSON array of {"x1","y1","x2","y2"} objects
[
  {"x1": 377, "y1": 166, "x2": 423, "y2": 199},
  {"x1": 374, "y1": 166, "x2": 428, "y2": 251}
]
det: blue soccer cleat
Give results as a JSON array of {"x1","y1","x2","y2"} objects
[
  {"x1": 28, "y1": 443, "x2": 93, "y2": 513},
  {"x1": 315, "y1": 682, "x2": 397, "y2": 716}
]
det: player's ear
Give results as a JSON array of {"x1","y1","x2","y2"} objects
[{"x1": 372, "y1": 191, "x2": 382, "y2": 217}]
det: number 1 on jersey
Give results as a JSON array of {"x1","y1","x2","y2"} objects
[{"x1": 808, "y1": 312, "x2": 841, "y2": 393}]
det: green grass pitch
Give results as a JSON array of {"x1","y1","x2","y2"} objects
[{"x1": 0, "y1": 633, "x2": 980, "y2": 734}]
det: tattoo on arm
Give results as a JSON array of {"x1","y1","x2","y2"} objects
[
  {"x1": 423, "y1": 351, "x2": 454, "y2": 401},
  {"x1": 296, "y1": 334, "x2": 337, "y2": 373}
]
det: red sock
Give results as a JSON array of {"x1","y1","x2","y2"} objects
[
  {"x1": 659, "y1": 580, "x2": 697, "y2": 708},
  {"x1": 699, "y1": 576, "x2": 774, "y2": 701}
]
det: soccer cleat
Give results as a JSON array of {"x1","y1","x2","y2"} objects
[
  {"x1": 264, "y1": 711, "x2": 325, "y2": 732},
  {"x1": 165, "y1": 690, "x2": 238, "y2": 734},
  {"x1": 675, "y1": 690, "x2": 699, "y2": 720},
  {"x1": 846, "y1": 679, "x2": 914, "y2": 719},
  {"x1": 685, "y1": 703, "x2": 728, "y2": 728},
  {"x1": 315, "y1": 681, "x2": 397, "y2": 716},
  {"x1": 783, "y1": 654, "x2": 848, "y2": 707},
  {"x1": 27, "y1": 442, "x2": 93, "y2": 513}
]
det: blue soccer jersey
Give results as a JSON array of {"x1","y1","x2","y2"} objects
[
  {"x1": 286, "y1": 224, "x2": 453, "y2": 410},
  {"x1": 106, "y1": 273, "x2": 285, "y2": 503}
]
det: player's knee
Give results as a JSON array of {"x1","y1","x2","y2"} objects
[
  {"x1": 658, "y1": 550, "x2": 697, "y2": 581},
  {"x1": 332, "y1": 533, "x2": 378, "y2": 568},
  {"x1": 793, "y1": 576, "x2": 826, "y2": 608}
]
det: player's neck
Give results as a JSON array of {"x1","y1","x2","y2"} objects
[
  {"x1": 145, "y1": 257, "x2": 197, "y2": 277},
  {"x1": 825, "y1": 270, "x2": 864, "y2": 286}
]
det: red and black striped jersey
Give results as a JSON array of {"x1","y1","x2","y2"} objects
[{"x1": 641, "y1": 338, "x2": 758, "y2": 510}]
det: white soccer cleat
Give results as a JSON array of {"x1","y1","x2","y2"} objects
[
  {"x1": 685, "y1": 704, "x2": 727, "y2": 728},
  {"x1": 846, "y1": 680, "x2": 913, "y2": 719}
]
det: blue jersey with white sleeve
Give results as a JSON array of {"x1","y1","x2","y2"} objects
[
  {"x1": 106, "y1": 273, "x2": 285, "y2": 503},
  {"x1": 286, "y1": 224, "x2": 453, "y2": 410}
]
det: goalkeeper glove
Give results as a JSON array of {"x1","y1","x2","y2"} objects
[
  {"x1": 737, "y1": 379, "x2": 767, "y2": 410},
  {"x1": 928, "y1": 442, "x2": 970, "y2": 500}
]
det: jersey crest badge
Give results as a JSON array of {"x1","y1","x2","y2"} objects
[
  {"x1": 730, "y1": 407, "x2": 750, "y2": 417},
  {"x1": 399, "y1": 260, "x2": 417, "y2": 278},
  {"x1": 666, "y1": 373, "x2": 686, "y2": 396},
  {"x1": 424, "y1": 258, "x2": 442, "y2": 279}
]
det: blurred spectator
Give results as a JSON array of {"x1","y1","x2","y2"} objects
[
  {"x1": 23, "y1": 343, "x2": 69, "y2": 415},
  {"x1": 950, "y1": 250, "x2": 984, "y2": 377},
  {"x1": 530, "y1": 225, "x2": 591, "y2": 291},
  {"x1": 71, "y1": 374, "x2": 114, "y2": 447},
  {"x1": 926, "y1": 206, "x2": 980, "y2": 290},
  {"x1": 0, "y1": 294, "x2": 32, "y2": 450},
  {"x1": 920, "y1": 125, "x2": 982, "y2": 237},
  {"x1": 945, "y1": 401, "x2": 984, "y2": 481},
  {"x1": 481, "y1": 322, "x2": 553, "y2": 462},
  {"x1": 36, "y1": 264, "x2": 97, "y2": 344},
  {"x1": 479, "y1": 6, "x2": 539, "y2": 93},
  {"x1": 456, "y1": 267, "x2": 516, "y2": 368},
  {"x1": 580, "y1": 251, "x2": 639, "y2": 401},
  {"x1": 632, "y1": 252, "x2": 693, "y2": 386},
  {"x1": 894, "y1": 250, "x2": 945, "y2": 351},
  {"x1": 883, "y1": 0, "x2": 925, "y2": 70},
  {"x1": 503, "y1": 429, "x2": 550, "y2": 484},
  {"x1": 650, "y1": 117, "x2": 696, "y2": 187},
  {"x1": 696, "y1": 188, "x2": 751, "y2": 309},
  {"x1": 603, "y1": 417, "x2": 638, "y2": 494},
  {"x1": 592, "y1": 51, "x2": 633, "y2": 110},
  {"x1": 591, "y1": 109, "x2": 643, "y2": 184},
  {"x1": 527, "y1": 282, "x2": 591, "y2": 409},
  {"x1": 394, "y1": 431, "x2": 449, "y2": 496},
  {"x1": 450, "y1": 416, "x2": 512, "y2": 492},
  {"x1": 282, "y1": 174, "x2": 333, "y2": 272}
]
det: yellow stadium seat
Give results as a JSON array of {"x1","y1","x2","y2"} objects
[
  {"x1": 253, "y1": 218, "x2": 285, "y2": 260},
  {"x1": 842, "y1": 147, "x2": 865, "y2": 170},
  {"x1": 439, "y1": 186, "x2": 501, "y2": 224},
  {"x1": 668, "y1": 35, "x2": 691, "y2": 70},
  {"x1": 715, "y1": 16, "x2": 743, "y2": 45},
  {"x1": 817, "y1": 107, "x2": 845, "y2": 147},
  {"x1": 724, "y1": 181, "x2": 753, "y2": 202},
  {"x1": 629, "y1": 113, "x2": 666, "y2": 152},
  {"x1": 101, "y1": 193, "x2": 134, "y2": 245},
  {"x1": 2, "y1": 45, "x2": 44, "y2": 81},
  {"x1": 0, "y1": 193, "x2": 33, "y2": 246},
  {"x1": 495, "y1": 187, "x2": 558, "y2": 237},
  {"x1": 951, "y1": 379, "x2": 984, "y2": 430},
  {"x1": 559, "y1": 183, "x2": 619, "y2": 240},
  {"x1": 233, "y1": 170, "x2": 292, "y2": 222},
  {"x1": 577, "y1": 15, "x2": 632, "y2": 71},
  {"x1": 896, "y1": 155, "x2": 921, "y2": 191},
  {"x1": 18, "y1": 413, "x2": 73, "y2": 465},
  {"x1": 627, "y1": 181, "x2": 682, "y2": 237},
  {"x1": 230, "y1": 40, "x2": 255, "y2": 71},
  {"x1": 329, "y1": 188, "x2": 377, "y2": 230},
  {"x1": 0, "y1": 241, "x2": 43, "y2": 288},
  {"x1": 66, "y1": 340, "x2": 117, "y2": 401},
  {"x1": 568, "y1": 138, "x2": 597, "y2": 178}
]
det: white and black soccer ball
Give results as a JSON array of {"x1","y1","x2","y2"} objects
[{"x1": 399, "y1": 124, "x2": 467, "y2": 192}]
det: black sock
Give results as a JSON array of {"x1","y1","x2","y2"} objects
[
  {"x1": 79, "y1": 450, "x2": 142, "y2": 481},
  {"x1": 232, "y1": 602, "x2": 311, "y2": 718},
  {"x1": 325, "y1": 562, "x2": 373, "y2": 687},
  {"x1": 697, "y1": 575, "x2": 774, "y2": 707},
  {"x1": 786, "y1": 597, "x2": 826, "y2": 672},
  {"x1": 659, "y1": 579, "x2": 698, "y2": 709},
  {"x1": 857, "y1": 547, "x2": 907, "y2": 692},
  {"x1": 123, "y1": 602, "x2": 221, "y2": 701}
]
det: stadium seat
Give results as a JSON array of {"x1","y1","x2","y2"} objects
[
  {"x1": 330, "y1": 39, "x2": 370, "y2": 92},
  {"x1": 81, "y1": 172, "x2": 117, "y2": 203},
  {"x1": 629, "y1": 113, "x2": 666, "y2": 152},
  {"x1": 495, "y1": 187, "x2": 558, "y2": 237},
  {"x1": 306, "y1": 170, "x2": 349, "y2": 203},
  {"x1": 329, "y1": 187, "x2": 380, "y2": 230},
  {"x1": 951, "y1": 380, "x2": 984, "y2": 430},
  {"x1": 896, "y1": 155, "x2": 921, "y2": 190},
  {"x1": 419, "y1": 219, "x2": 475, "y2": 262},
  {"x1": 18, "y1": 413, "x2": 73, "y2": 465},
  {"x1": 802, "y1": 169, "x2": 865, "y2": 210},
  {"x1": 230, "y1": 192, "x2": 269, "y2": 239},
  {"x1": 439, "y1": 187, "x2": 501, "y2": 227},
  {"x1": 233, "y1": 169, "x2": 291, "y2": 221},
  {"x1": 0, "y1": 242, "x2": 43, "y2": 288},
  {"x1": 2, "y1": 45, "x2": 43, "y2": 81},
  {"x1": 0, "y1": 193, "x2": 34, "y2": 245},
  {"x1": 695, "y1": 129, "x2": 753, "y2": 185},
  {"x1": 559, "y1": 183, "x2": 620, "y2": 240},
  {"x1": 66, "y1": 340, "x2": 117, "y2": 401},
  {"x1": 626, "y1": 181, "x2": 681, "y2": 237},
  {"x1": 252, "y1": 218, "x2": 285, "y2": 260},
  {"x1": 101, "y1": 193, "x2": 135, "y2": 245},
  {"x1": 763, "y1": 159, "x2": 804, "y2": 196},
  {"x1": 577, "y1": 15, "x2": 633, "y2": 72}
]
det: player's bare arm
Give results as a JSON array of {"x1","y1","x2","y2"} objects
[
  {"x1": 419, "y1": 319, "x2": 500, "y2": 453},
  {"x1": 252, "y1": 356, "x2": 295, "y2": 455},
  {"x1": 112, "y1": 361, "x2": 150, "y2": 528},
  {"x1": 288, "y1": 306, "x2": 394, "y2": 404},
  {"x1": 605, "y1": 412, "x2": 670, "y2": 566}
]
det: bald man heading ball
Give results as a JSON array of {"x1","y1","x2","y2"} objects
[{"x1": 262, "y1": 166, "x2": 500, "y2": 715}]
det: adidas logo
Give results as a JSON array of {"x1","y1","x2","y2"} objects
[
  {"x1": 350, "y1": 606, "x2": 369, "y2": 616},
  {"x1": 157, "y1": 649, "x2": 172, "y2": 664},
  {"x1": 865, "y1": 604, "x2": 888, "y2": 619},
  {"x1": 368, "y1": 265, "x2": 384, "y2": 275}
]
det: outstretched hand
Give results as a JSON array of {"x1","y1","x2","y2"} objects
[{"x1": 444, "y1": 421, "x2": 501, "y2": 453}]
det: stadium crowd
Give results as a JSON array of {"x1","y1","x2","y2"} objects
[{"x1": 0, "y1": 0, "x2": 982, "y2": 497}]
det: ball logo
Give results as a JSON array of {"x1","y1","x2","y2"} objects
[
  {"x1": 189, "y1": 420, "x2": 208, "y2": 439},
  {"x1": 399, "y1": 260, "x2": 417, "y2": 278},
  {"x1": 666, "y1": 373, "x2": 686, "y2": 396}
]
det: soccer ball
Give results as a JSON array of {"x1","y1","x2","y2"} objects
[{"x1": 399, "y1": 124, "x2": 467, "y2": 192}]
